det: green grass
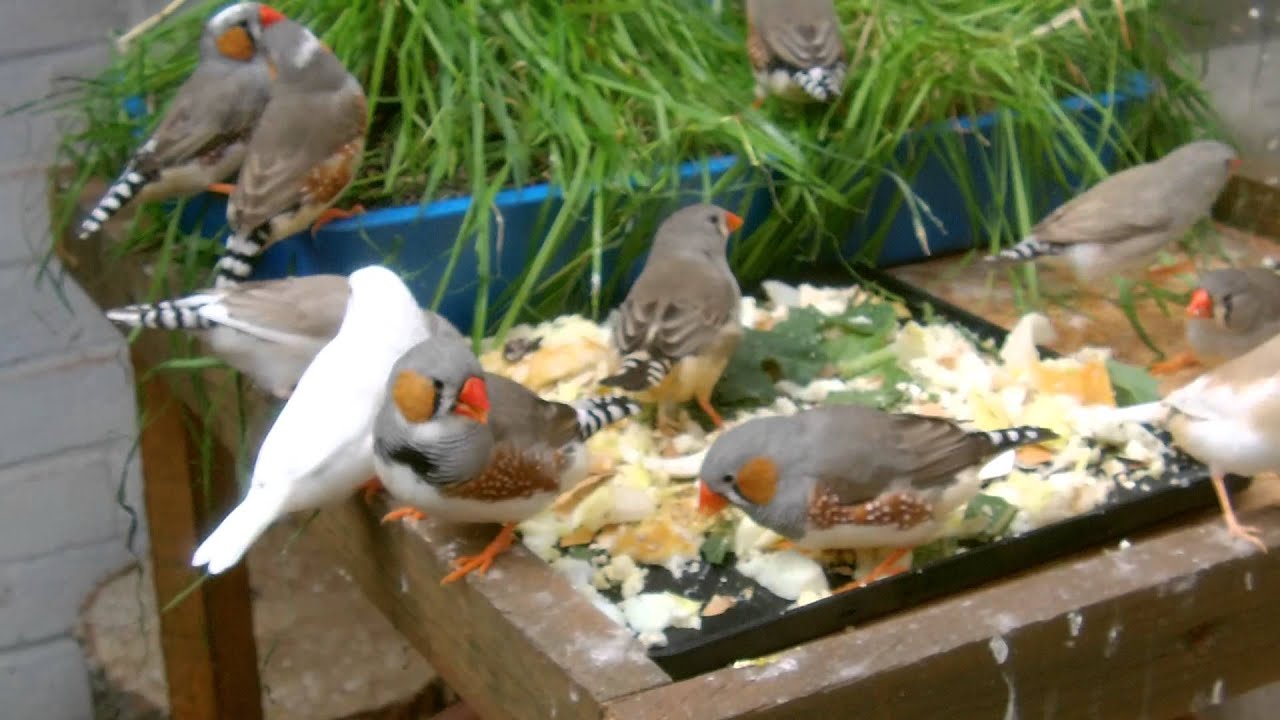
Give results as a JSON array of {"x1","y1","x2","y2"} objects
[{"x1": 47, "y1": 0, "x2": 1222, "y2": 340}]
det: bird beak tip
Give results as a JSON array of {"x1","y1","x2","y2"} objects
[
  {"x1": 724, "y1": 211, "x2": 744, "y2": 233},
  {"x1": 455, "y1": 376, "x2": 491, "y2": 425},
  {"x1": 1186, "y1": 288, "x2": 1213, "y2": 319},
  {"x1": 696, "y1": 480, "x2": 729, "y2": 515}
]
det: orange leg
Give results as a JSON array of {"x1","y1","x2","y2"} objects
[
  {"x1": 1145, "y1": 258, "x2": 1196, "y2": 281},
  {"x1": 751, "y1": 96, "x2": 766, "y2": 110},
  {"x1": 358, "y1": 477, "x2": 385, "y2": 505},
  {"x1": 1149, "y1": 351, "x2": 1200, "y2": 376},
  {"x1": 381, "y1": 506, "x2": 427, "y2": 524},
  {"x1": 441, "y1": 523, "x2": 519, "y2": 585},
  {"x1": 1211, "y1": 473, "x2": 1266, "y2": 553},
  {"x1": 695, "y1": 391, "x2": 725, "y2": 428},
  {"x1": 310, "y1": 203, "x2": 367, "y2": 236},
  {"x1": 832, "y1": 547, "x2": 911, "y2": 593},
  {"x1": 206, "y1": 182, "x2": 236, "y2": 196}
]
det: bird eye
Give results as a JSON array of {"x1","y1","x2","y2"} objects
[
  {"x1": 721, "y1": 474, "x2": 734, "y2": 486},
  {"x1": 433, "y1": 379, "x2": 444, "y2": 392},
  {"x1": 707, "y1": 213, "x2": 720, "y2": 227}
]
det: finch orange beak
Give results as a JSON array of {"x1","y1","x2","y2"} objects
[
  {"x1": 724, "y1": 211, "x2": 744, "y2": 233},
  {"x1": 697, "y1": 480, "x2": 730, "y2": 515},
  {"x1": 454, "y1": 375, "x2": 490, "y2": 424},
  {"x1": 1186, "y1": 288, "x2": 1213, "y2": 319}
]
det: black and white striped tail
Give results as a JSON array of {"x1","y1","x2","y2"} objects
[
  {"x1": 976, "y1": 426, "x2": 1059, "y2": 453},
  {"x1": 600, "y1": 355, "x2": 672, "y2": 392},
  {"x1": 574, "y1": 395, "x2": 643, "y2": 441},
  {"x1": 105, "y1": 294, "x2": 221, "y2": 331},
  {"x1": 214, "y1": 227, "x2": 269, "y2": 288},
  {"x1": 985, "y1": 235, "x2": 1063, "y2": 264},
  {"x1": 793, "y1": 62, "x2": 846, "y2": 103},
  {"x1": 78, "y1": 166, "x2": 151, "y2": 240}
]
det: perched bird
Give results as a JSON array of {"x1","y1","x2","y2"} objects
[
  {"x1": 191, "y1": 265, "x2": 428, "y2": 574},
  {"x1": 745, "y1": 0, "x2": 847, "y2": 105},
  {"x1": 105, "y1": 274, "x2": 462, "y2": 399},
  {"x1": 1109, "y1": 332, "x2": 1280, "y2": 551},
  {"x1": 1151, "y1": 267, "x2": 1280, "y2": 376},
  {"x1": 600, "y1": 204, "x2": 745, "y2": 429},
  {"x1": 985, "y1": 140, "x2": 1239, "y2": 281},
  {"x1": 696, "y1": 406, "x2": 1056, "y2": 588},
  {"x1": 374, "y1": 338, "x2": 641, "y2": 584},
  {"x1": 77, "y1": 3, "x2": 274, "y2": 241},
  {"x1": 214, "y1": 9, "x2": 367, "y2": 287}
]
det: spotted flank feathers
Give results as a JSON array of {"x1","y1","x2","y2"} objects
[
  {"x1": 986, "y1": 236, "x2": 1064, "y2": 264},
  {"x1": 573, "y1": 395, "x2": 642, "y2": 441},
  {"x1": 978, "y1": 425, "x2": 1058, "y2": 451},
  {"x1": 791, "y1": 62, "x2": 846, "y2": 102},
  {"x1": 214, "y1": 227, "x2": 270, "y2": 287},
  {"x1": 106, "y1": 294, "x2": 222, "y2": 331},
  {"x1": 78, "y1": 167, "x2": 151, "y2": 240},
  {"x1": 600, "y1": 356, "x2": 672, "y2": 392}
]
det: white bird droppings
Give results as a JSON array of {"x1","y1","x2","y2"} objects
[
  {"x1": 989, "y1": 635, "x2": 1010, "y2": 665},
  {"x1": 1067, "y1": 611, "x2": 1083, "y2": 638},
  {"x1": 1104, "y1": 625, "x2": 1122, "y2": 658}
]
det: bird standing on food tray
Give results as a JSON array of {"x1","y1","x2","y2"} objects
[
  {"x1": 104, "y1": 274, "x2": 462, "y2": 400},
  {"x1": 600, "y1": 203, "x2": 745, "y2": 430},
  {"x1": 745, "y1": 0, "x2": 847, "y2": 106},
  {"x1": 985, "y1": 140, "x2": 1240, "y2": 282},
  {"x1": 191, "y1": 266, "x2": 429, "y2": 575},
  {"x1": 696, "y1": 406, "x2": 1057, "y2": 590},
  {"x1": 213, "y1": 7, "x2": 368, "y2": 287},
  {"x1": 374, "y1": 337, "x2": 641, "y2": 584},
  {"x1": 1108, "y1": 331, "x2": 1280, "y2": 552},
  {"x1": 1150, "y1": 266, "x2": 1280, "y2": 376},
  {"x1": 77, "y1": 3, "x2": 274, "y2": 241}
]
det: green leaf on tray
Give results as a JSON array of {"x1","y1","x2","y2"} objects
[
  {"x1": 1106, "y1": 358, "x2": 1160, "y2": 407},
  {"x1": 962, "y1": 493, "x2": 1019, "y2": 540},
  {"x1": 699, "y1": 520, "x2": 736, "y2": 566},
  {"x1": 910, "y1": 537, "x2": 960, "y2": 567}
]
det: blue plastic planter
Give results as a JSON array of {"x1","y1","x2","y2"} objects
[{"x1": 153, "y1": 73, "x2": 1154, "y2": 330}]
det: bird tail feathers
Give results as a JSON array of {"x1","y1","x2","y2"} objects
[
  {"x1": 984, "y1": 235, "x2": 1062, "y2": 265},
  {"x1": 214, "y1": 227, "x2": 270, "y2": 288},
  {"x1": 977, "y1": 425, "x2": 1059, "y2": 453},
  {"x1": 106, "y1": 294, "x2": 223, "y2": 331},
  {"x1": 191, "y1": 494, "x2": 280, "y2": 575},
  {"x1": 574, "y1": 395, "x2": 643, "y2": 440},
  {"x1": 78, "y1": 165, "x2": 151, "y2": 240},
  {"x1": 600, "y1": 355, "x2": 672, "y2": 392}
]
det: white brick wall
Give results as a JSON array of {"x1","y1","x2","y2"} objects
[{"x1": 0, "y1": 2, "x2": 165, "y2": 718}]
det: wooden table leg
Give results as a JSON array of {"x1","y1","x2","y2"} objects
[{"x1": 134, "y1": 350, "x2": 263, "y2": 720}]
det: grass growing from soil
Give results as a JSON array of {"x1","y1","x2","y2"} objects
[{"x1": 50, "y1": 0, "x2": 1220, "y2": 340}]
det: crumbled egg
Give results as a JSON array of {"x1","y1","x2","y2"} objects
[{"x1": 491, "y1": 290, "x2": 1168, "y2": 646}]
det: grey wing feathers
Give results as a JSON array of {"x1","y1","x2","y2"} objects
[
  {"x1": 483, "y1": 373, "x2": 581, "y2": 450},
  {"x1": 230, "y1": 89, "x2": 364, "y2": 231},
  {"x1": 137, "y1": 62, "x2": 268, "y2": 172},
  {"x1": 1031, "y1": 164, "x2": 1172, "y2": 246},
  {"x1": 615, "y1": 260, "x2": 739, "y2": 360},
  {"x1": 756, "y1": 4, "x2": 844, "y2": 70},
  {"x1": 220, "y1": 275, "x2": 349, "y2": 341}
]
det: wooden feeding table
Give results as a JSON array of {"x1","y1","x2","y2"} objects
[{"x1": 58, "y1": 189, "x2": 1280, "y2": 720}]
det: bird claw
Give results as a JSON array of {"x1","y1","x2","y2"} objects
[
  {"x1": 1148, "y1": 352, "x2": 1200, "y2": 376},
  {"x1": 832, "y1": 547, "x2": 911, "y2": 594},
  {"x1": 696, "y1": 394, "x2": 725, "y2": 429},
  {"x1": 381, "y1": 506, "x2": 426, "y2": 524},
  {"x1": 440, "y1": 523, "x2": 518, "y2": 585},
  {"x1": 1226, "y1": 520, "x2": 1267, "y2": 553},
  {"x1": 206, "y1": 182, "x2": 236, "y2": 196},
  {"x1": 1145, "y1": 258, "x2": 1196, "y2": 281},
  {"x1": 359, "y1": 477, "x2": 385, "y2": 505},
  {"x1": 310, "y1": 204, "x2": 366, "y2": 236}
]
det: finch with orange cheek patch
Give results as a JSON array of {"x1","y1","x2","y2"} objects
[
  {"x1": 1153, "y1": 267, "x2": 1280, "y2": 376},
  {"x1": 78, "y1": 2, "x2": 274, "y2": 241},
  {"x1": 191, "y1": 266, "x2": 429, "y2": 575},
  {"x1": 214, "y1": 6, "x2": 368, "y2": 287},
  {"x1": 697, "y1": 406, "x2": 1055, "y2": 590},
  {"x1": 374, "y1": 337, "x2": 642, "y2": 584}
]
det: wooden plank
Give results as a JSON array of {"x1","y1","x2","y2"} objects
[
  {"x1": 135, "y1": 348, "x2": 264, "y2": 720},
  {"x1": 602, "y1": 509, "x2": 1280, "y2": 720},
  {"x1": 310, "y1": 496, "x2": 671, "y2": 720}
]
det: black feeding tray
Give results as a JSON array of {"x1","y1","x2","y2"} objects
[{"x1": 620, "y1": 268, "x2": 1248, "y2": 680}]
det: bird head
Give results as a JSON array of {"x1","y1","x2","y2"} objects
[
  {"x1": 203, "y1": 3, "x2": 283, "y2": 63},
  {"x1": 652, "y1": 203, "x2": 744, "y2": 259}
]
